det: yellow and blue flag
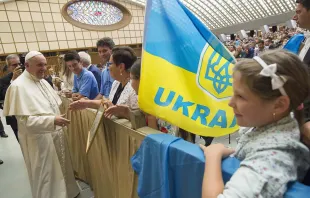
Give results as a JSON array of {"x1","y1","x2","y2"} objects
[{"x1": 139, "y1": 0, "x2": 238, "y2": 137}]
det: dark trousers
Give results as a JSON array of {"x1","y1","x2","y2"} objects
[
  {"x1": 179, "y1": 128, "x2": 214, "y2": 146},
  {"x1": 190, "y1": 133, "x2": 214, "y2": 146},
  {"x1": 303, "y1": 169, "x2": 310, "y2": 186},
  {"x1": 7, "y1": 116, "x2": 18, "y2": 141},
  {"x1": 201, "y1": 136, "x2": 214, "y2": 146},
  {"x1": 0, "y1": 119, "x2": 4, "y2": 134}
]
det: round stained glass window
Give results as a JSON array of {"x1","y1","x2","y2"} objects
[{"x1": 62, "y1": 0, "x2": 132, "y2": 31}]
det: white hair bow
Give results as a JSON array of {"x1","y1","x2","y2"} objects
[{"x1": 253, "y1": 56, "x2": 287, "y2": 96}]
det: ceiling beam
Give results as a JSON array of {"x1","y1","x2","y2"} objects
[{"x1": 212, "y1": 11, "x2": 295, "y2": 35}]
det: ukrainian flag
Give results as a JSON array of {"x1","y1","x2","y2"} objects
[
  {"x1": 283, "y1": 33, "x2": 304, "y2": 55},
  {"x1": 139, "y1": 0, "x2": 238, "y2": 137}
]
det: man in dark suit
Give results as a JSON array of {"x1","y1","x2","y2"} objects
[
  {"x1": 78, "y1": 51, "x2": 101, "y2": 89},
  {"x1": 294, "y1": 0, "x2": 310, "y2": 139},
  {"x1": 0, "y1": 54, "x2": 23, "y2": 140},
  {"x1": 293, "y1": 0, "x2": 310, "y2": 186}
]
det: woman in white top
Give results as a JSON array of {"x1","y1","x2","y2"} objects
[{"x1": 69, "y1": 47, "x2": 138, "y2": 115}]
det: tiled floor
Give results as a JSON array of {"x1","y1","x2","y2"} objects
[
  {"x1": 0, "y1": 109, "x2": 239, "y2": 198},
  {"x1": 0, "y1": 113, "x2": 32, "y2": 198}
]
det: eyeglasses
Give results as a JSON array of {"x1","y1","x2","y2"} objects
[
  {"x1": 10, "y1": 63, "x2": 22, "y2": 67},
  {"x1": 106, "y1": 62, "x2": 112, "y2": 67}
]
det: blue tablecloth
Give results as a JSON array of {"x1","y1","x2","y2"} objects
[{"x1": 131, "y1": 134, "x2": 310, "y2": 198}]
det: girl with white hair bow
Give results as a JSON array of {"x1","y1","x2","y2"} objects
[{"x1": 200, "y1": 50, "x2": 310, "y2": 198}]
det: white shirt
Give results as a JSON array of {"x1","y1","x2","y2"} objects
[
  {"x1": 299, "y1": 35, "x2": 310, "y2": 60},
  {"x1": 108, "y1": 80, "x2": 138, "y2": 109}
]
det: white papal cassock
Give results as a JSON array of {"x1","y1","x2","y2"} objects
[{"x1": 3, "y1": 70, "x2": 79, "y2": 198}]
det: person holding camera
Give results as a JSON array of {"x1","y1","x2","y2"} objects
[{"x1": 0, "y1": 54, "x2": 23, "y2": 140}]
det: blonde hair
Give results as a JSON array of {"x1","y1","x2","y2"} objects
[
  {"x1": 234, "y1": 49, "x2": 310, "y2": 127},
  {"x1": 60, "y1": 55, "x2": 72, "y2": 79}
]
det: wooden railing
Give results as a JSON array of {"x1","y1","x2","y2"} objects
[{"x1": 60, "y1": 97, "x2": 157, "y2": 198}]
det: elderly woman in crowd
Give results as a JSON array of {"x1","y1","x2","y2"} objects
[{"x1": 69, "y1": 46, "x2": 138, "y2": 114}]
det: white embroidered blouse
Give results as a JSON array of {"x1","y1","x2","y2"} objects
[{"x1": 108, "y1": 80, "x2": 138, "y2": 109}]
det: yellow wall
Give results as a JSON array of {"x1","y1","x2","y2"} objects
[{"x1": 0, "y1": 0, "x2": 144, "y2": 54}]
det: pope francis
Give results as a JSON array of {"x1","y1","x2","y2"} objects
[{"x1": 3, "y1": 51, "x2": 79, "y2": 198}]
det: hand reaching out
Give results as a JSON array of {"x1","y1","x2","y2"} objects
[
  {"x1": 104, "y1": 105, "x2": 129, "y2": 119},
  {"x1": 102, "y1": 100, "x2": 113, "y2": 109},
  {"x1": 54, "y1": 114, "x2": 70, "y2": 127},
  {"x1": 199, "y1": 143, "x2": 234, "y2": 159},
  {"x1": 69, "y1": 100, "x2": 88, "y2": 111}
]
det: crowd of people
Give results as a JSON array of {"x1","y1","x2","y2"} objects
[
  {"x1": 225, "y1": 27, "x2": 305, "y2": 59},
  {"x1": 0, "y1": 36, "x2": 187, "y2": 197},
  {"x1": 1, "y1": 0, "x2": 310, "y2": 198}
]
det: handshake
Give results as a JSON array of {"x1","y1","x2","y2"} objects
[{"x1": 62, "y1": 90, "x2": 87, "y2": 101}]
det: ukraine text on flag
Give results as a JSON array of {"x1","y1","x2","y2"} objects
[{"x1": 139, "y1": 0, "x2": 238, "y2": 137}]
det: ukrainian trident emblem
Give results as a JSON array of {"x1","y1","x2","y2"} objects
[{"x1": 197, "y1": 44, "x2": 234, "y2": 101}]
